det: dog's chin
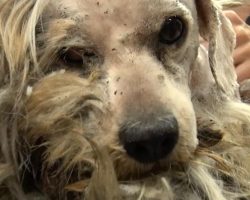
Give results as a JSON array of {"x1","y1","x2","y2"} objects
[{"x1": 111, "y1": 153, "x2": 189, "y2": 181}]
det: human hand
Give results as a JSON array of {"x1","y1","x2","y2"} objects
[{"x1": 224, "y1": 10, "x2": 250, "y2": 83}]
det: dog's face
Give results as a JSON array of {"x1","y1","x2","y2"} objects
[
  {"x1": 23, "y1": 0, "x2": 201, "y2": 179},
  {"x1": 1, "y1": 0, "x2": 242, "y2": 198}
]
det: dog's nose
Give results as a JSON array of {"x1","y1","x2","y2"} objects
[{"x1": 119, "y1": 115, "x2": 179, "y2": 163}]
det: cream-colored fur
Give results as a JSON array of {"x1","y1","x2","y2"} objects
[{"x1": 0, "y1": 0, "x2": 250, "y2": 199}]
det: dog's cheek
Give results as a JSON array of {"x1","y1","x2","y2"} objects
[
  {"x1": 152, "y1": 81, "x2": 198, "y2": 161},
  {"x1": 19, "y1": 72, "x2": 115, "y2": 196},
  {"x1": 171, "y1": 95, "x2": 198, "y2": 161},
  {"x1": 22, "y1": 73, "x2": 106, "y2": 139}
]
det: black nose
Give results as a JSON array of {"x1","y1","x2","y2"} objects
[{"x1": 119, "y1": 115, "x2": 179, "y2": 163}]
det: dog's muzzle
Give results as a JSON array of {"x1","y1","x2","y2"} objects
[{"x1": 119, "y1": 114, "x2": 179, "y2": 163}]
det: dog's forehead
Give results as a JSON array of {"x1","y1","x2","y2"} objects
[
  {"x1": 50, "y1": 0, "x2": 195, "y2": 27},
  {"x1": 54, "y1": 0, "x2": 195, "y2": 17},
  {"x1": 47, "y1": 0, "x2": 196, "y2": 50}
]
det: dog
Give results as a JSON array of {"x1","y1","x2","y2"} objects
[{"x1": 0, "y1": 0, "x2": 250, "y2": 199}]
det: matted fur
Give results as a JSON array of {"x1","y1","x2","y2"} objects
[{"x1": 0, "y1": 0, "x2": 250, "y2": 200}]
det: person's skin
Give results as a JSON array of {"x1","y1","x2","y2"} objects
[
  {"x1": 224, "y1": 8, "x2": 250, "y2": 83},
  {"x1": 231, "y1": 6, "x2": 250, "y2": 21}
]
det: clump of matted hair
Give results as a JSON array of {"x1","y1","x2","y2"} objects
[{"x1": 0, "y1": 0, "x2": 250, "y2": 200}]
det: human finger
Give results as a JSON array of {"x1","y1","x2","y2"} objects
[
  {"x1": 233, "y1": 42, "x2": 250, "y2": 66},
  {"x1": 236, "y1": 60, "x2": 250, "y2": 82},
  {"x1": 234, "y1": 25, "x2": 250, "y2": 47},
  {"x1": 223, "y1": 10, "x2": 245, "y2": 27}
]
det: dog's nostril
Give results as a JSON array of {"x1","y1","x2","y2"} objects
[
  {"x1": 127, "y1": 143, "x2": 149, "y2": 158},
  {"x1": 120, "y1": 115, "x2": 179, "y2": 163}
]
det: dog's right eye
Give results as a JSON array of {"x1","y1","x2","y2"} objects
[
  {"x1": 159, "y1": 16, "x2": 185, "y2": 45},
  {"x1": 59, "y1": 47, "x2": 98, "y2": 67}
]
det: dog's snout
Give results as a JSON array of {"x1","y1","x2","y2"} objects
[{"x1": 119, "y1": 115, "x2": 179, "y2": 163}]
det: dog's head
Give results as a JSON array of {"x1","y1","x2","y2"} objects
[
  {"x1": 0, "y1": 0, "x2": 246, "y2": 199},
  {"x1": 26, "y1": 0, "x2": 201, "y2": 176}
]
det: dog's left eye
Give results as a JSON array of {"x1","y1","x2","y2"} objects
[{"x1": 159, "y1": 16, "x2": 185, "y2": 45}]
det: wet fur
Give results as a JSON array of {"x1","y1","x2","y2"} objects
[{"x1": 0, "y1": 0, "x2": 250, "y2": 199}]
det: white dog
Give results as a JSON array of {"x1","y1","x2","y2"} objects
[{"x1": 0, "y1": 0, "x2": 250, "y2": 199}]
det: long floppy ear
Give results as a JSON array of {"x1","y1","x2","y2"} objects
[
  {"x1": 195, "y1": 0, "x2": 239, "y2": 99},
  {"x1": 190, "y1": 0, "x2": 242, "y2": 148},
  {"x1": 0, "y1": 0, "x2": 50, "y2": 198}
]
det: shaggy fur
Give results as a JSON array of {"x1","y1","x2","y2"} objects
[{"x1": 0, "y1": 0, "x2": 250, "y2": 199}]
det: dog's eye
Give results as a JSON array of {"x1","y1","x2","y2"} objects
[
  {"x1": 60, "y1": 48, "x2": 83, "y2": 65},
  {"x1": 60, "y1": 48, "x2": 97, "y2": 66},
  {"x1": 159, "y1": 16, "x2": 185, "y2": 45}
]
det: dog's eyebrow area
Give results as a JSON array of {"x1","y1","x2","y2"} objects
[{"x1": 47, "y1": 0, "x2": 194, "y2": 50}]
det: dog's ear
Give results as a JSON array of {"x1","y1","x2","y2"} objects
[
  {"x1": 192, "y1": 0, "x2": 241, "y2": 147},
  {"x1": 195, "y1": 0, "x2": 239, "y2": 98}
]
